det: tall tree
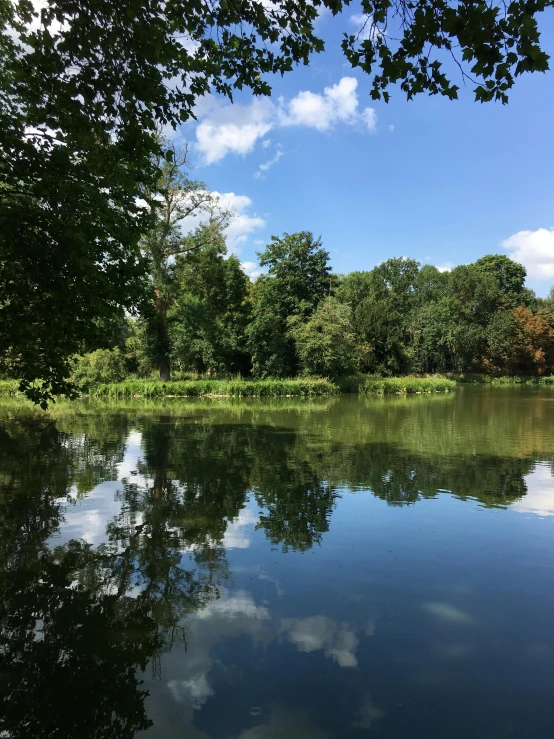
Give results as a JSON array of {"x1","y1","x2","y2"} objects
[
  {"x1": 289, "y1": 297, "x2": 363, "y2": 378},
  {"x1": 474, "y1": 254, "x2": 534, "y2": 309},
  {"x1": 170, "y1": 222, "x2": 252, "y2": 375},
  {"x1": 139, "y1": 143, "x2": 220, "y2": 380},
  {"x1": 248, "y1": 232, "x2": 331, "y2": 377},
  {"x1": 352, "y1": 258, "x2": 420, "y2": 374}
]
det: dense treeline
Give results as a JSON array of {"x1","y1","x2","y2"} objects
[
  {"x1": 2, "y1": 139, "x2": 554, "y2": 396},
  {"x1": 68, "y1": 230, "x2": 554, "y2": 388}
]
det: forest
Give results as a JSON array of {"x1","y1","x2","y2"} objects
[
  {"x1": 4, "y1": 143, "x2": 553, "y2": 393},
  {"x1": 30, "y1": 146, "x2": 552, "y2": 390},
  {"x1": 66, "y1": 230, "x2": 554, "y2": 389}
]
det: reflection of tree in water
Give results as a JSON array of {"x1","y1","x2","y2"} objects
[
  {"x1": 0, "y1": 403, "x2": 551, "y2": 737},
  {"x1": 0, "y1": 416, "x2": 236, "y2": 738},
  {"x1": 342, "y1": 443, "x2": 533, "y2": 507},
  {"x1": 250, "y1": 427, "x2": 338, "y2": 552}
]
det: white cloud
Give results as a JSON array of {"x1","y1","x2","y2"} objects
[
  {"x1": 361, "y1": 107, "x2": 377, "y2": 133},
  {"x1": 177, "y1": 191, "x2": 265, "y2": 252},
  {"x1": 241, "y1": 261, "x2": 264, "y2": 281},
  {"x1": 350, "y1": 13, "x2": 381, "y2": 41},
  {"x1": 195, "y1": 98, "x2": 274, "y2": 164},
  {"x1": 193, "y1": 77, "x2": 377, "y2": 164},
  {"x1": 280, "y1": 616, "x2": 359, "y2": 668},
  {"x1": 223, "y1": 506, "x2": 259, "y2": 549},
  {"x1": 261, "y1": 138, "x2": 271, "y2": 149},
  {"x1": 502, "y1": 227, "x2": 554, "y2": 279},
  {"x1": 254, "y1": 145, "x2": 284, "y2": 179},
  {"x1": 197, "y1": 590, "x2": 270, "y2": 620},
  {"x1": 217, "y1": 192, "x2": 266, "y2": 250},
  {"x1": 436, "y1": 261, "x2": 454, "y2": 273},
  {"x1": 280, "y1": 77, "x2": 375, "y2": 132}
]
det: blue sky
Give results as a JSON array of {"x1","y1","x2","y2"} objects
[{"x1": 176, "y1": 6, "x2": 554, "y2": 296}]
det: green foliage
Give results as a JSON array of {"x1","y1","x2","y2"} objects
[
  {"x1": 474, "y1": 254, "x2": 532, "y2": 308},
  {"x1": 289, "y1": 297, "x2": 363, "y2": 378},
  {"x1": 0, "y1": 381, "x2": 19, "y2": 396},
  {"x1": 90, "y1": 378, "x2": 338, "y2": 398},
  {"x1": 248, "y1": 232, "x2": 331, "y2": 377},
  {"x1": 170, "y1": 223, "x2": 251, "y2": 375},
  {"x1": 339, "y1": 258, "x2": 420, "y2": 374},
  {"x1": 138, "y1": 146, "x2": 220, "y2": 380},
  {"x1": 70, "y1": 349, "x2": 129, "y2": 390},
  {"x1": 338, "y1": 376, "x2": 456, "y2": 394}
]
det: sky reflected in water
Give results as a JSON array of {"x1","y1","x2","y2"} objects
[{"x1": 1, "y1": 389, "x2": 553, "y2": 738}]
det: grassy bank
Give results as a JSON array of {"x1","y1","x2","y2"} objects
[
  {"x1": 90, "y1": 378, "x2": 338, "y2": 398},
  {"x1": 10, "y1": 373, "x2": 554, "y2": 400},
  {"x1": 338, "y1": 376, "x2": 456, "y2": 394},
  {"x1": 91, "y1": 376, "x2": 458, "y2": 397},
  {"x1": 0, "y1": 376, "x2": 458, "y2": 399},
  {"x1": 0, "y1": 380, "x2": 20, "y2": 396},
  {"x1": 451, "y1": 374, "x2": 554, "y2": 385}
]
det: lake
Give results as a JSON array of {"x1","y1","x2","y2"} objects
[{"x1": 1, "y1": 387, "x2": 554, "y2": 738}]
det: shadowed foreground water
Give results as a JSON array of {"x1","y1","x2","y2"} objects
[{"x1": 1, "y1": 388, "x2": 554, "y2": 738}]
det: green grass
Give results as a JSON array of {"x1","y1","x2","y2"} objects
[
  {"x1": 451, "y1": 374, "x2": 554, "y2": 386},
  {"x1": 0, "y1": 380, "x2": 20, "y2": 396},
  {"x1": 8, "y1": 374, "x2": 554, "y2": 401},
  {"x1": 338, "y1": 375, "x2": 456, "y2": 395},
  {"x1": 90, "y1": 378, "x2": 338, "y2": 398}
]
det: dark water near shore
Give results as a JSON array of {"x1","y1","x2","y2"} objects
[{"x1": 1, "y1": 388, "x2": 554, "y2": 738}]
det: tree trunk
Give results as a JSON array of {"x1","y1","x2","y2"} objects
[{"x1": 159, "y1": 356, "x2": 171, "y2": 381}]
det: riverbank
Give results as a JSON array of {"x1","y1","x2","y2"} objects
[
  {"x1": 0, "y1": 376, "x2": 457, "y2": 399},
  {"x1": 451, "y1": 374, "x2": 554, "y2": 385},
  {"x1": 4, "y1": 374, "x2": 554, "y2": 399}
]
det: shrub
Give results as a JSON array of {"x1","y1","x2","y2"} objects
[{"x1": 71, "y1": 349, "x2": 128, "y2": 389}]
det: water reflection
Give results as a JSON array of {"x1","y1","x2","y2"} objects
[{"x1": 0, "y1": 390, "x2": 553, "y2": 738}]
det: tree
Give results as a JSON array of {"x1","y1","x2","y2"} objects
[
  {"x1": 409, "y1": 300, "x2": 452, "y2": 373},
  {"x1": 248, "y1": 232, "x2": 331, "y2": 377},
  {"x1": 349, "y1": 258, "x2": 420, "y2": 374},
  {"x1": 140, "y1": 144, "x2": 220, "y2": 380},
  {"x1": 474, "y1": 254, "x2": 533, "y2": 309},
  {"x1": 289, "y1": 297, "x2": 363, "y2": 378},
  {"x1": 513, "y1": 306, "x2": 554, "y2": 375},
  {"x1": 170, "y1": 222, "x2": 251, "y2": 375},
  {"x1": 2, "y1": 0, "x2": 552, "y2": 401}
]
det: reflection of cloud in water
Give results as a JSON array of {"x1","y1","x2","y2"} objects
[
  {"x1": 258, "y1": 570, "x2": 284, "y2": 596},
  {"x1": 117, "y1": 430, "x2": 144, "y2": 478},
  {"x1": 352, "y1": 694, "x2": 385, "y2": 730},
  {"x1": 511, "y1": 463, "x2": 554, "y2": 517},
  {"x1": 53, "y1": 430, "x2": 151, "y2": 548},
  {"x1": 52, "y1": 480, "x2": 123, "y2": 547},
  {"x1": 280, "y1": 616, "x2": 358, "y2": 668},
  {"x1": 437, "y1": 643, "x2": 473, "y2": 659},
  {"x1": 237, "y1": 705, "x2": 331, "y2": 739},
  {"x1": 196, "y1": 590, "x2": 270, "y2": 621},
  {"x1": 365, "y1": 619, "x2": 376, "y2": 636},
  {"x1": 168, "y1": 674, "x2": 214, "y2": 709},
  {"x1": 223, "y1": 505, "x2": 259, "y2": 549},
  {"x1": 422, "y1": 602, "x2": 473, "y2": 625}
]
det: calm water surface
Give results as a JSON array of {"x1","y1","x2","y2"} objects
[{"x1": 1, "y1": 388, "x2": 554, "y2": 738}]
